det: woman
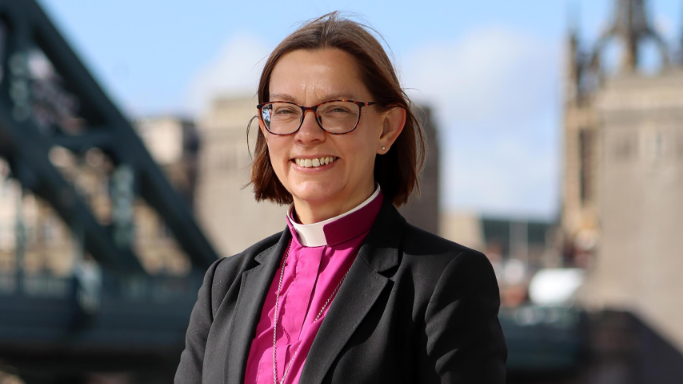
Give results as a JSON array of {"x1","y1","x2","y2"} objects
[{"x1": 175, "y1": 12, "x2": 507, "y2": 384}]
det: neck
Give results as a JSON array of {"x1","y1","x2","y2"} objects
[{"x1": 293, "y1": 182, "x2": 375, "y2": 225}]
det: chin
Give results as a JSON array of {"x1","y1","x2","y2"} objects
[{"x1": 289, "y1": 182, "x2": 344, "y2": 205}]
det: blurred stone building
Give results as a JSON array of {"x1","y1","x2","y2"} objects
[
  {"x1": 399, "y1": 106, "x2": 440, "y2": 234},
  {"x1": 563, "y1": 0, "x2": 683, "y2": 350},
  {"x1": 193, "y1": 95, "x2": 286, "y2": 257}
]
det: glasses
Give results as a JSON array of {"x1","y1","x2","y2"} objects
[{"x1": 257, "y1": 99, "x2": 376, "y2": 135}]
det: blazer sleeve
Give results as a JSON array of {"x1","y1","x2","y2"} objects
[
  {"x1": 174, "y1": 258, "x2": 223, "y2": 384},
  {"x1": 419, "y1": 250, "x2": 508, "y2": 383}
]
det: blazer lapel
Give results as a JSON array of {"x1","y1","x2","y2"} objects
[
  {"x1": 299, "y1": 202, "x2": 405, "y2": 384},
  {"x1": 224, "y1": 228, "x2": 291, "y2": 384}
]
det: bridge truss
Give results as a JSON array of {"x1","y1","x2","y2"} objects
[{"x1": 0, "y1": 1, "x2": 220, "y2": 383}]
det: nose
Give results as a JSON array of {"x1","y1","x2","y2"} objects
[{"x1": 295, "y1": 109, "x2": 325, "y2": 145}]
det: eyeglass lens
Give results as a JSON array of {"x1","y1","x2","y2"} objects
[{"x1": 262, "y1": 101, "x2": 361, "y2": 134}]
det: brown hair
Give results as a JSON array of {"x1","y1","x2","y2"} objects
[{"x1": 250, "y1": 12, "x2": 425, "y2": 206}]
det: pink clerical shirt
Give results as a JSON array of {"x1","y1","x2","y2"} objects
[{"x1": 244, "y1": 187, "x2": 383, "y2": 384}]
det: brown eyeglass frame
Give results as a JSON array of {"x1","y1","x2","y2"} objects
[{"x1": 256, "y1": 99, "x2": 376, "y2": 136}]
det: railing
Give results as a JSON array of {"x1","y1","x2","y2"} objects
[{"x1": 500, "y1": 304, "x2": 585, "y2": 372}]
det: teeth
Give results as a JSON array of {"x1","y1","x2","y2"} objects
[{"x1": 295, "y1": 157, "x2": 336, "y2": 168}]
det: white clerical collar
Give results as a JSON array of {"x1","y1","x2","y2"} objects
[{"x1": 287, "y1": 185, "x2": 381, "y2": 247}]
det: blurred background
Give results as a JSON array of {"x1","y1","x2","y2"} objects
[{"x1": 0, "y1": 0, "x2": 681, "y2": 383}]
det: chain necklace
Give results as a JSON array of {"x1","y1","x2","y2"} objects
[{"x1": 273, "y1": 245, "x2": 350, "y2": 384}]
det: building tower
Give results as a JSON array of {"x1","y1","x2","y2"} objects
[
  {"x1": 563, "y1": 0, "x2": 683, "y2": 350},
  {"x1": 561, "y1": 2, "x2": 600, "y2": 266},
  {"x1": 194, "y1": 95, "x2": 286, "y2": 257}
]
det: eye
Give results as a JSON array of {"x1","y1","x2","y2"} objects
[
  {"x1": 274, "y1": 107, "x2": 296, "y2": 115},
  {"x1": 319, "y1": 102, "x2": 355, "y2": 115}
]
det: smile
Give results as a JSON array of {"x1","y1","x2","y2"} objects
[{"x1": 293, "y1": 156, "x2": 338, "y2": 168}]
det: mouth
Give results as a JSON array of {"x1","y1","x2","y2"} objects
[{"x1": 291, "y1": 156, "x2": 338, "y2": 168}]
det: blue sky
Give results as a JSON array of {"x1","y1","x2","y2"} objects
[{"x1": 37, "y1": 0, "x2": 683, "y2": 219}]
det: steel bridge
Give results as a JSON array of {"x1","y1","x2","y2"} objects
[{"x1": 0, "y1": 1, "x2": 219, "y2": 383}]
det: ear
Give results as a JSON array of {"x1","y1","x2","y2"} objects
[{"x1": 377, "y1": 106, "x2": 406, "y2": 154}]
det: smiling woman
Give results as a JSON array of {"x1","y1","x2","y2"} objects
[
  {"x1": 256, "y1": 48, "x2": 404, "y2": 223},
  {"x1": 175, "y1": 12, "x2": 507, "y2": 384}
]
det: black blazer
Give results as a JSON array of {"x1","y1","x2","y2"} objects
[{"x1": 175, "y1": 201, "x2": 507, "y2": 384}]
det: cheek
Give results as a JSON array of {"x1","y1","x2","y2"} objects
[
  {"x1": 343, "y1": 133, "x2": 379, "y2": 171},
  {"x1": 357, "y1": 122, "x2": 382, "y2": 155},
  {"x1": 266, "y1": 141, "x2": 288, "y2": 175}
]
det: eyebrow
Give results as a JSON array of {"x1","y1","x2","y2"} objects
[{"x1": 269, "y1": 92, "x2": 358, "y2": 103}]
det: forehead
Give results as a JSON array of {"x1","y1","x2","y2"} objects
[{"x1": 268, "y1": 48, "x2": 371, "y2": 102}]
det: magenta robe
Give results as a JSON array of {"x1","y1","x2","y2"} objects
[{"x1": 244, "y1": 191, "x2": 383, "y2": 384}]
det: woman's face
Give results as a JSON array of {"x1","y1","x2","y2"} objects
[{"x1": 262, "y1": 48, "x2": 402, "y2": 219}]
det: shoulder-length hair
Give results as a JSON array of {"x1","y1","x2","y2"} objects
[{"x1": 250, "y1": 12, "x2": 425, "y2": 207}]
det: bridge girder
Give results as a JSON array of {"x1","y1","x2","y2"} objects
[{"x1": 0, "y1": 0, "x2": 220, "y2": 273}]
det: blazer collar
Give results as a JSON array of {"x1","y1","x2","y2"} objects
[
  {"x1": 356, "y1": 199, "x2": 405, "y2": 273},
  {"x1": 225, "y1": 228, "x2": 291, "y2": 384}
]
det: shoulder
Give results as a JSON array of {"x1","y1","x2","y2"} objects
[
  {"x1": 208, "y1": 231, "x2": 284, "y2": 287},
  {"x1": 370, "y1": 201, "x2": 494, "y2": 282},
  {"x1": 401, "y1": 222, "x2": 490, "y2": 268},
  {"x1": 398, "y1": 222, "x2": 499, "y2": 295},
  {"x1": 399, "y1": 223, "x2": 501, "y2": 317},
  {"x1": 398, "y1": 228, "x2": 507, "y2": 382}
]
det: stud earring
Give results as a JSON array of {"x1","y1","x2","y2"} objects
[{"x1": 382, "y1": 146, "x2": 386, "y2": 151}]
